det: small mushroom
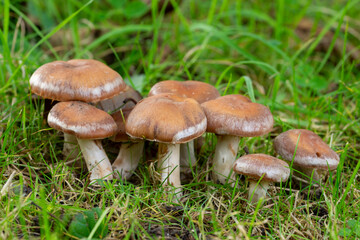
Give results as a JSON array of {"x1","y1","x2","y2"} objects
[
  {"x1": 48, "y1": 101, "x2": 118, "y2": 181},
  {"x1": 273, "y1": 129, "x2": 339, "y2": 182},
  {"x1": 125, "y1": 93, "x2": 207, "y2": 197},
  {"x1": 201, "y1": 95, "x2": 274, "y2": 185},
  {"x1": 233, "y1": 154, "x2": 290, "y2": 203},
  {"x1": 96, "y1": 85, "x2": 144, "y2": 180},
  {"x1": 149, "y1": 80, "x2": 220, "y2": 177},
  {"x1": 29, "y1": 59, "x2": 127, "y2": 160},
  {"x1": 111, "y1": 109, "x2": 144, "y2": 180}
]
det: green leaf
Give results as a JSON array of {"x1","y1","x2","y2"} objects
[
  {"x1": 123, "y1": 0, "x2": 149, "y2": 19},
  {"x1": 347, "y1": 219, "x2": 360, "y2": 237},
  {"x1": 83, "y1": 210, "x2": 96, "y2": 229},
  {"x1": 107, "y1": 0, "x2": 126, "y2": 8},
  {"x1": 69, "y1": 214, "x2": 91, "y2": 239},
  {"x1": 68, "y1": 208, "x2": 109, "y2": 239},
  {"x1": 339, "y1": 228, "x2": 352, "y2": 237},
  {"x1": 347, "y1": 219, "x2": 359, "y2": 228}
]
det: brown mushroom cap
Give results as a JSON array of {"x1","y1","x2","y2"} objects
[
  {"x1": 273, "y1": 129, "x2": 339, "y2": 170},
  {"x1": 201, "y1": 95, "x2": 274, "y2": 137},
  {"x1": 233, "y1": 154, "x2": 290, "y2": 182},
  {"x1": 125, "y1": 93, "x2": 207, "y2": 144},
  {"x1": 30, "y1": 59, "x2": 127, "y2": 102},
  {"x1": 148, "y1": 80, "x2": 220, "y2": 104},
  {"x1": 48, "y1": 101, "x2": 117, "y2": 139}
]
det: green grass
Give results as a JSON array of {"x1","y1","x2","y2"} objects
[{"x1": 1, "y1": 0, "x2": 360, "y2": 239}]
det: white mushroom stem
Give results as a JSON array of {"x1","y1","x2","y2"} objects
[
  {"x1": 112, "y1": 141, "x2": 144, "y2": 180},
  {"x1": 63, "y1": 133, "x2": 80, "y2": 159},
  {"x1": 157, "y1": 143, "x2": 182, "y2": 197},
  {"x1": 212, "y1": 135, "x2": 240, "y2": 185},
  {"x1": 180, "y1": 140, "x2": 196, "y2": 175},
  {"x1": 77, "y1": 139, "x2": 113, "y2": 181},
  {"x1": 248, "y1": 180, "x2": 270, "y2": 204}
]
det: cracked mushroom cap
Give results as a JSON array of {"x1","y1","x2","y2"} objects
[
  {"x1": 48, "y1": 101, "x2": 117, "y2": 139},
  {"x1": 125, "y1": 93, "x2": 207, "y2": 144},
  {"x1": 201, "y1": 95, "x2": 274, "y2": 137},
  {"x1": 273, "y1": 129, "x2": 340, "y2": 170},
  {"x1": 30, "y1": 59, "x2": 127, "y2": 102},
  {"x1": 233, "y1": 154, "x2": 290, "y2": 182},
  {"x1": 148, "y1": 80, "x2": 220, "y2": 104}
]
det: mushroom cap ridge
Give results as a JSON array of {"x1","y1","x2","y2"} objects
[
  {"x1": 125, "y1": 93, "x2": 207, "y2": 144},
  {"x1": 273, "y1": 129, "x2": 339, "y2": 170},
  {"x1": 201, "y1": 94, "x2": 274, "y2": 137},
  {"x1": 233, "y1": 154, "x2": 290, "y2": 182},
  {"x1": 48, "y1": 101, "x2": 117, "y2": 139},
  {"x1": 30, "y1": 59, "x2": 127, "y2": 102}
]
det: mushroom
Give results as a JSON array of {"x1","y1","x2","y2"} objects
[
  {"x1": 125, "y1": 93, "x2": 207, "y2": 197},
  {"x1": 201, "y1": 95, "x2": 274, "y2": 185},
  {"x1": 110, "y1": 109, "x2": 144, "y2": 180},
  {"x1": 148, "y1": 80, "x2": 220, "y2": 177},
  {"x1": 233, "y1": 154, "x2": 290, "y2": 203},
  {"x1": 29, "y1": 59, "x2": 127, "y2": 160},
  {"x1": 47, "y1": 101, "x2": 118, "y2": 180},
  {"x1": 273, "y1": 129, "x2": 339, "y2": 182},
  {"x1": 95, "y1": 85, "x2": 144, "y2": 180}
]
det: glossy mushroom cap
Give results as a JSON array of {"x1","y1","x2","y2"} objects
[
  {"x1": 201, "y1": 95, "x2": 274, "y2": 137},
  {"x1": 273, "y1": 129, "x2": 339, "y2": 170},
  {"x1": 125, "y1": 93, "x2": 207, "y2": 144},
  {"x1": 48, "y1": 101, "x2": 118, "y2": 139},
  {"x1": 148, "y1": 80, "x2": 220, "y2": 104},
  {"x1": 30, "y1": 59, "x2": 127, "y2": 102},
  {"x1": 233, "y1": 154, "x2": 290, "y2": 182}
]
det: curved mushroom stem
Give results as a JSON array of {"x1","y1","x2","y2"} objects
[
  {"x1": 62, "y1": 133, "x2": 80, "y2": 159},
  {"x1": 77, "y1": 139, "x2": 113, "y2": 181},
  {"x1": 248, "y1": 180, "x2": 270, "y2": 204},
  {"x1": 212, "y1": 135, "x2": 240, "y2": 185},
  {"x1": 157, "y1": 143, "x2": 182, "y2": 198},
  {"x1": 112, "y1": 141, "x2": 144, "y2": 180},
  {"x1": 180, "y1": 140, "x2": 196, "y2": 176}
]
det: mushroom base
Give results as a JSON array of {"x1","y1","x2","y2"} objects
[
  {"x1": 212, "y1": 135, "x2": 240, "y2": 185},
  {"x1": 157, "y1": 143, "x2": 182, "y2": 198},
  {"x1": 77, "y1": 139, "x2": 113, "y2": 181},
  {"x1": 112, "y1": 141, "x2": 144, "y2": 180},
  {"x1": 180, "y1": 140, "x2": 196, "y2": 176},
  {"x1": 248, "y1": 180, "x2": 270, "y2": 204}
]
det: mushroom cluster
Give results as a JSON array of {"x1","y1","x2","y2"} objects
[{"x1": 30, "y1": 59, "x2": 340, "y2": 203}]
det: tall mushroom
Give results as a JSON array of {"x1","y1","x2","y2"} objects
[
  {"x1": 29, "y1": 59, "x2": 127, "y2": 160},
  {"x1": 273, "y1": 129, "x2": 339, "y2": 181},
  {"x1": 148, "y1": 80, "x2": 220, "y2": 176},
  {"x1": 48, "y1": 101, "x2": 118, "y2": 180},
  {"x1": 233, "y1": 154, "x2": 290, "y2": 203},
  {"x1": 201, "y1": 95, "x2": 274, "y2": 185},
  {"x1": 125, "y1": 93, "x2": 207, "y2": 196}
]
